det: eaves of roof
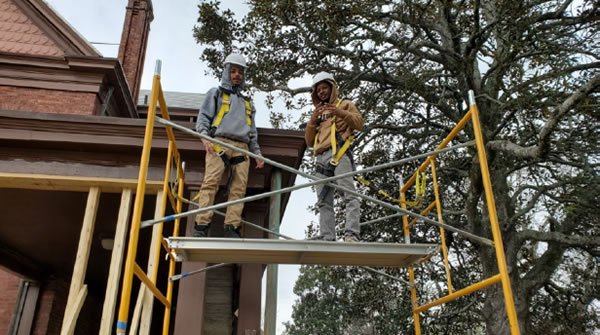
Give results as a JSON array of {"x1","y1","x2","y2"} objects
[{"x1": 0, "y1": 52, "x2": 137, "y2": 118}]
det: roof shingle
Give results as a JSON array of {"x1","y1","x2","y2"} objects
[
  {"x1": 138, "y1": 89, "x2": 206, "y2": 110},
  {"x1": 0, "y1": 0, "x2": 63, "y2": 56}
]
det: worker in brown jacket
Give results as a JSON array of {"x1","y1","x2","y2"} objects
[{"x1": 304, "y1": 72, "x2": 364, "y2": 242}]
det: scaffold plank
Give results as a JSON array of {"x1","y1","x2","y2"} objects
[{"x1": 167, "y1": 237, "x2": 437, "y2": 267}]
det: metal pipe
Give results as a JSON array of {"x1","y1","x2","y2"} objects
[
  {"x1": 154, "y1": 176, "x2": 490, "y2": 245},
  {"x1": 364, "y1": 266, "x2": 412, "y2": 286},
  {"x1": 155, "y1": 117, "x2": 473, "y2": 193},
  {"x1": 172, "y1": 192, "x2": 295, "y2": 240},
  {"x1": 359, "y1": 213, "x2": 404, "y2": 228},
  {"x1": 154, "y1": 60, "x2": 162, "y2": 76},
  {"x1": 147, "y1": 118, "x2": 488, "y2": 244},
  {"x1": 170, "y1": 263, "x2": 229, "y2": 281}
]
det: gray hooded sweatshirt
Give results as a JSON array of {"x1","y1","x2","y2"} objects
[{"x1": 195, "y1": 63, "x2": 261, "y2": 155}]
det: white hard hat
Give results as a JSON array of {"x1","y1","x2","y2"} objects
[
  {"x1": 224, "y1": 53, "x2": 247, "y2": 68},
  {"x1": 312, "y1": 71, "x2": 336, "y2": 87}
]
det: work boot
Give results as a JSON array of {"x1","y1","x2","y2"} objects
[
  {"x1": 343, "y1": 231, "x2": 360, "y2": 243},
  {"x1": 192, "y1": 224, "x2": 210, "y2": 238},
  {"x1": 223, "y1": 224, "x2": 241, "y2": 238}
]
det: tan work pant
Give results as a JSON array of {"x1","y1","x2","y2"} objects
[{"x1": 195, "y1": 137, "x2": 250, "y2": 227}]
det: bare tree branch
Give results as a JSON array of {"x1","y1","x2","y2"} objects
[
  {"x1": 518, "y1": 229, "x2": 600, "y2": 247},
  {"x1": 487, "y1": 73, "x2": 600, "y2": 158}
]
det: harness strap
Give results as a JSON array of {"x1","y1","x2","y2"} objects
[
  {"x1": 210, "y1": 143, "x2": 226, "y2": 156},
  {"x1": 330, "y1": 116, "x2": 338, "y2": 155},
  {"x1": 212, "y1": 92, "x2": 252, "y2": 129},
  {"x1": 312, "y1": 99, "x2": 355, "y2": 166},
  {"x1": 330, "y1": 99, "x2": 342, "y2": 156},
  {"x1": 220, "y1": 154, "x2": 247, "y2": 197},
  {"x1": 212, "y1": 93, "x2": 230, "y2": 128},
  {"x1": 315, "y1": 164, "x2": 335, "y2": 177},
  {"x1": 313, "y1": 99, "x2": 343, "y2": 150},
  {"x1": 244, "y1": 100, "x2": 252, "y2": 126},
  {"x1": 329, "y1": 134, "x2": 354, "y2": 167},
  {"x1": 315, "y1": 163, "x2": 335, "y2": 201},
  {"x1": 209, "y1": 92, "x2": 253, "y2": 156}
]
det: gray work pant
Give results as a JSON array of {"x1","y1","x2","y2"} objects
[{"x1": 315, "y1": 149, "x2": 361, "y2": 240}]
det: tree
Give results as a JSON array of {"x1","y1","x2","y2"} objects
[{"x1": 194, "y1": 0, "x2": 600, "y2": 334}]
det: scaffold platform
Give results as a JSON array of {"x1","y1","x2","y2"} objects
[{"x1": 167, "y1": 237, "x2": 438, "y2": 267}]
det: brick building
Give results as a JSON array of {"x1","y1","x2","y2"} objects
[{"x1": 0, "y1": 0, "x2": 304, "y2": 333}]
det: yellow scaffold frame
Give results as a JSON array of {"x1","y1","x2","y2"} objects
[
  {"x1": 400, "y1": 91, "x2": 520, "y2": 334},
  {"x1": 115, "y1": 61, "x2": 185, "y2": 335},
  {"x1": 114, "y1": 60, "x2": 519, "y2": 334}
]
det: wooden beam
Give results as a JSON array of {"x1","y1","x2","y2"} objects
[
  {"x1": 60, "y1": 187, "x2": 99, "y2": 333},
  {"x1": 0, "y1": 172, "x2": 163, "y2": 193},
  {"x1": 60, "y1": 285, "x2": 88, "y2": 335},
  {"x1": 140, "y1": 191, "x2": 166, "y2": 335},
  {"x1": 129, "y1": 286, "x2": 145, "y2": 335},
  {"x1": 99, "y1": 188, "x2": 133, "y2": 335}
]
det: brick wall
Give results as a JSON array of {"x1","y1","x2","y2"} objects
[
  {"x1": 118, "y1": 0, "x2": 153, "y2": 103},
  {"x1": 0, "y1": 273, "x2": 105, "y2": 335},
  {"x1": 31, "y1": 277, "x2": 67, "y2": 335},
  {"x1": 0, "y1": 86, "x2": 100, "y2": 115},
  {"x1": 0, "y1": 269, "x2": 21, "y2": 333}
]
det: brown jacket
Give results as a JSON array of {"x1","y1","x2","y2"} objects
[{"x1": 305, "y1": 82, "x2": 364, "y2": 155}]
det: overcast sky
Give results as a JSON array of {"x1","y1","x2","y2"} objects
[{"x1": 44, "y1": 0, "x2": 315, "y2": 332}]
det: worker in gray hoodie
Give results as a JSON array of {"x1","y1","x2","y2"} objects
[{"x1": 193, "y1": 53, "x2": 264, "y2": 238}]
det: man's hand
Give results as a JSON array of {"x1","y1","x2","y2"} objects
[
  {"x1": 255, "y1": 158, "x2": 265, "y2": 169},
  {"x1": 309, "y1": 107, "x2": 324, "y2": 125},
  {"x1": 322, "y1": 104, "x2": 341, "y2": 116},
  {"x1": 202, "y1": 139, "x2": 215, "y2": 155}
]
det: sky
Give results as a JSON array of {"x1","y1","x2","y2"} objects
[{"x1": 43, "y1": 0, "x2": 314, "y2": 333}]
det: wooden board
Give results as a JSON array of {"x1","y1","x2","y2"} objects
[
  {"x1": 0, "y1": 172, "x2": 163, "y2": 193},
  {"x1": 167, "y1": 237, "x2": 437, "y2": 268}
]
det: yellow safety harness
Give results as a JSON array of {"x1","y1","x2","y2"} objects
[
  {"x1": 209, "y1": 92, "x2": 253, "y2": 156},
  {"x1": 202, "y1": 91, "x2": 254, "y2": 197},
  {"x1": 313, "y1": 99, "x2": 354, "y2": 166}
]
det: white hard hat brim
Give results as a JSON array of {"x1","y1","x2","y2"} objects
[
  {"x1": 224, "y1": 53, "x2": 247, "y2": 68},
  {"x1": 312, "y1": 71, "x2": 336, "y2": 87}
]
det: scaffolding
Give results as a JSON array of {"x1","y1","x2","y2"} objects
[{"x1": 111, "y1": 61, "x2": 520, "y2": 334}]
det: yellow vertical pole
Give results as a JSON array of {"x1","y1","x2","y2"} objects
[
  {"x1": 401, "y1": 189, "x2": 421, "y2": 335},
  {"x1": 408, "y1": 266, "x2": 420, "y2": 335},
  {"x1": 139, "y1": 139, "x2": 172, "y2": 333},
  {"x1": 163, "y1": 160, "x2": 184, "y2": 335},
  {"x1": 116, "y1": 61, "x2": 162, "y2": 334},
  {"x1": 430, "y1": 160, "x2": 454, "y2": 294},
  {"x1": 468, "y1": 90, "x2": 521, "y2": 334}
]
